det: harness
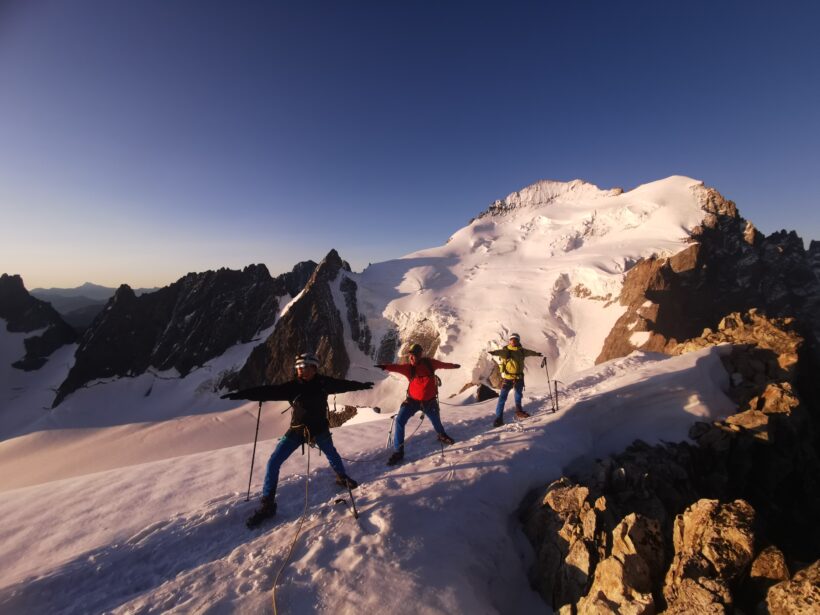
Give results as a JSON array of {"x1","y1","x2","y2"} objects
[{"x1": 286, "y1": 379, "x2": 331, "y2": 448}]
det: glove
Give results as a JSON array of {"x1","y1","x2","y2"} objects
[
  {"x1": 452, "y1": 363, "x2": 461, "y2": 368},
  {"x1": 375, "y1": 364, "x2": 387, "y2": 370}
]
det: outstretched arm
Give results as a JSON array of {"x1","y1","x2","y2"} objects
[
  {"x1": 375, "y1": 363, "x2": 413, "y2": 378},
  {"x1": 322, "y1": 377, "x2": 375, "y2": 394},
  {"x1": 220, "y1": 382, "x2": 295, "y2": 401},
  {"x1": 522, "y1": 347, "x2": 543, "y2": 357},
  {"x1": 430, "y1": 359, "x2": 460, "y2": 370},
  {"x1": 487, "y1": 348, "x2": 505, "y2": 357}
]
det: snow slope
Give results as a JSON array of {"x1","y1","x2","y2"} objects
[
  {"x1": 0, "y1": 175, "x2": 728, "y2": 612},
  {"x1": 0, "y1": 326, "x2": 76, "y2": 437},
  {"x1": 0, "y1": 347, "x2": 734, "y2": 613},
  {"x1": 0, "y1": 175, "x2": 711, "y2": 486},
  {"x1": 0, "y1": 324, "x2": 302, "y2": 490}
]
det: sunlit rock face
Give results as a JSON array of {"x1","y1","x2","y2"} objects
[{"x1": 597, "y1": 187, "x2": 820, "y2": 366}]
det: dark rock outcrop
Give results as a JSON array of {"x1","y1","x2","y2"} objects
[
  {"x1": 475, "y1": 383, "x2": 499, "y2": 401},
  {"x1": 597, "y1": 187, "x2": 820, "y2": 365},
  {"x1": 376, "y1": 327, "x2": 400, "y2": 364},
  {"x1": 328, "y1": 405, "x2": 358, "y2": 428},
  {"x1": 0, "y1": 274, "x2": 77, "y2": 370},
  {"x1": 279, "y1": 260, "x2": 318, "y2": 299},
  {"x1": 61, "y1": 302, "x2": 107, "y2": 333},
  {"x1": 54, "y1": 262, "x2": 316, "y2": 405},
  {"x1": 524, "y1": 311, "x2": 820, "y2": 613},
  {"x1": 340, "y1": 276, "x2": 373, "y2": 356},
  {"x1": 809, "y1": 240, "x2": 820, "y2": 281},
  {"x1": 229, "y1": 250, "x2": 354, "y2": 389}
]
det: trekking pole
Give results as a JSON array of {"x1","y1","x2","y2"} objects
[
  {"x1": 387, "y1": 414, "x2": 397, "y2": 448},
  {"x1": 541, "y1": 357, "x2": 555, "y2": 413},
  {"x1": 246, "y1": 401, "x2": 262, "y2": 502},
  {"x1": 553, "y1": 380, "x2": 564, "y2": 414},
  {"x1": 346, "y1": 483, "x2": 360, "y2": 519}
]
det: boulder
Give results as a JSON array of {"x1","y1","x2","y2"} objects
[
  {"x1": 766, "y1": 559, "x2": 820, "y2": 614},
  {"x1": 742, "y1": 545, "x2": 790, "y2": 607},
  {"x1": 521, "y1": 478, "x2": 608, "y2": 610},
  {"x1": 749, "y1": 382, "x2": 800, "y2": 414},
  {"x1": 663, "y1": 499, "x2": 755, "y2": 612},
  {"x1": 575, "y1": 514, "x2": 663, "y2": 615}
]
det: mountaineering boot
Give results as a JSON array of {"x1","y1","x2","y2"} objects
[
  {"x1": 492, "y1": 417, "x2": 503, "y2": 428},
  {"x1": 386, "y1": 447, "x2": 404, "y2": 466},
  {"x1": 335, "y1": 474, "x2": 359, "y2": 489},
  {"x1": 436, "y1": 433, "x2": 455, "y2": 446},
  {"x1": 246, "y1": 495, "x2": 277, "y2": 529},
  {"x1": 514, "y1": 406, "x2": 530, "y2": 420}
]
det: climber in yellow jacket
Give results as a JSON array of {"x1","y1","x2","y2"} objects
[{"x1": 488, "y1": 333, "x2": 542, "y2": 427}]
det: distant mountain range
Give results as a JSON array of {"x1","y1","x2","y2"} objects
[
  {"x1": 29, "y1": 283, "x2": 159, "y2": 330},
  {"x1": 3, "y1": 175, "x2": 819, "y2": 413}
]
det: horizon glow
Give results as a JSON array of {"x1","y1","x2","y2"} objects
[{"x1": 1, "y1": 1, "x2": 818, "y2": 289}]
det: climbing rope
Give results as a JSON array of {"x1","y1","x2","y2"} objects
[
  {"x1": 338, "y1": 413, "x2": 426, "y2": 464},
  {"x1": 272, "y1": 427, "x2": 312, "y2": 615}
]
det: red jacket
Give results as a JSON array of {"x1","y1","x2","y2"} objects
[{"x1": 382, "y1": 358, "x2": 459, "y2": 401}]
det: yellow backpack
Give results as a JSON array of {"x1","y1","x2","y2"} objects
[{"x1": 500, "y1": 347, "x2": 523, "y2": 378}]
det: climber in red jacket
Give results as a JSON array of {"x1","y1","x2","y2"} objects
[{"x1": 376, "y1": 343, "x2": 460, "y2": 465}]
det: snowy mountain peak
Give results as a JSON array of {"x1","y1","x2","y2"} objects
[
  {"x1": 348, "y1": 176, "x2": 715, "y2": 397},
  {"x1": 477, "y1": 178, "x2": 622, "y2": 219}
]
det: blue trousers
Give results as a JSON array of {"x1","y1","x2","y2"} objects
[
  {"x1": 393, "y1": 398, "x2": 447, "y2": 451},
  {"x1": 495, "y1": 378, "x2": 524, "y2": 419},
  {"x1": 262, "y1": 430, "x2": 347, "y2": 497}
]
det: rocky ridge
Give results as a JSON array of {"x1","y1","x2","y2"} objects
[
  {"x1": 53, "y1": 261, "x2": 316, "y2": 405},
  {"x1": 0, "y1": 274, "x2": 77, "y2": 370},
  {"x1": 597, "y1": 187, "x2": 820, "y2": 367},
  {"x1": 522, "y1": 311, "x2": 820, "y2": 614},
  {"x1": 226, "y1": 249, "x2": 370, "y2": 390}
]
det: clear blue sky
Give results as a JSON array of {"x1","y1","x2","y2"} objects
[{"x1": 1, "y1": 0, "x2": 818, "y2": 288}]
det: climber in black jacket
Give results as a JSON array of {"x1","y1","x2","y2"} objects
[{"x1": 222, "y1": 352, "x2": 374, "y2": 528}]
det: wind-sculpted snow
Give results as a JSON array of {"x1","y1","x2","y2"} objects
[{"x1": 0, "y1": 348, "x2": 735, "y2": 614}]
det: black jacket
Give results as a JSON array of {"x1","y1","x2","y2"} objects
[{"x1": 224, "y1": 375, "x2": 373, "y2": 438}]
